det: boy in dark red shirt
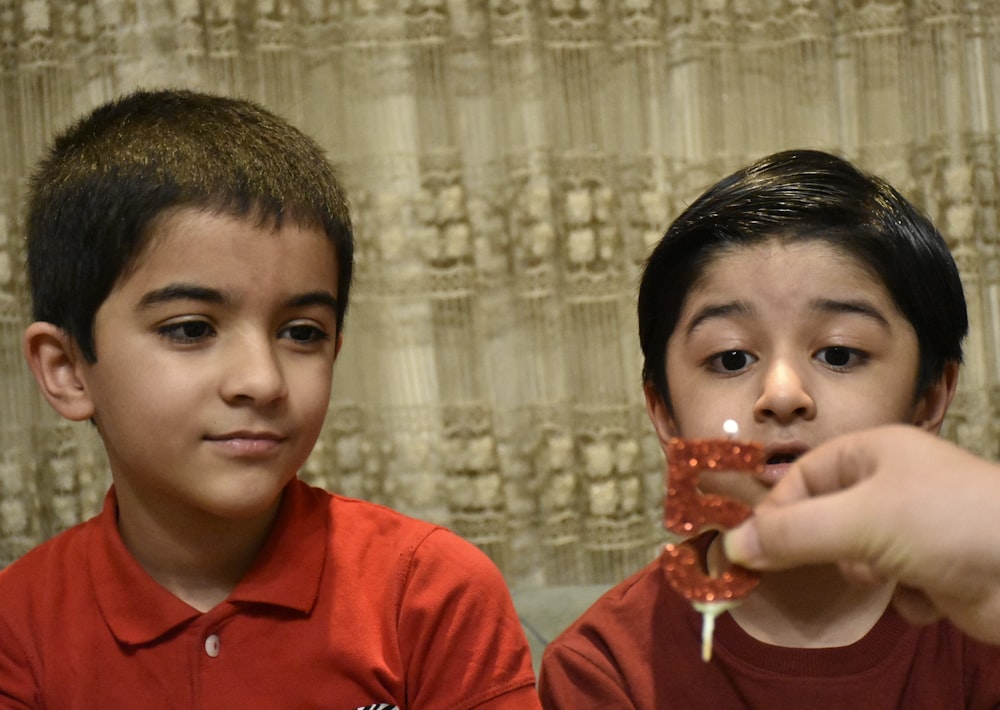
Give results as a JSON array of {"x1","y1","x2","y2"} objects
[{"x1": 539, "y1": 150, "x2": 1000, "y2": 709}]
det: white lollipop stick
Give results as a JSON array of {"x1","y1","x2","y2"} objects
[{"x1": 693, "y1": 600, "x2": 739, "y2": 662}]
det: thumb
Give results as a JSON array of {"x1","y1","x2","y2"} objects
[{"x1": 723, "y1": 492, "x2": 871, "y2": 571}]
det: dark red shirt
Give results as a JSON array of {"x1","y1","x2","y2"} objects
[{"x1": 540, "y1": 551, "x2": 1000, "y2": 709}]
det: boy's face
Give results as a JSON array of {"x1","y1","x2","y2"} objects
[
  {"x1": 73, "y1": 207, "x2": 341, "y2": 525},
  {"x1": 646, "y1": 239, "x2": 955, "y2": 508}
]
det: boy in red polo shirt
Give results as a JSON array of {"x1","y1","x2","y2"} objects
[{"x1": 0, "y1": 89, "x2": 540, "y2": 709}]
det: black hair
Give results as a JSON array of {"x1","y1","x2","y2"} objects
[
  {"x1": 638, "y1": 149, "x2": 967, "y2": 410},
  {"x1": 26, "y1": 88, "x2": 354, "y2": 361}
]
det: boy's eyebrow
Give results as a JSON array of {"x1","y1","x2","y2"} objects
[
  {"x1": 138, "y1": 284, "x2": 225, "y2": 308},
  {"x1": 810, "y1": 298, "x2": 891, "y2": 328},
  {"x1": 138, "y1": 285, "x2": 339, "y2": 313},
  {"x1": 683, "y1": 301, "x2": 752, "y2": 337},
  {"x1": 286, "y1": 291, "x2": 340, "y2": 314},
  {"x1": 682, "y1": 298, "x2": 892, "y2": 337}
]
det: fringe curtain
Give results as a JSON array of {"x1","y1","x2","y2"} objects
[{"x1": 1, "y1": 0, "x2": 999, "y2": 589}]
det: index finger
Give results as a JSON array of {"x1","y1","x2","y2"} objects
[{"x1": 758, "y1": 427, "x2": 887, "y2": 510}]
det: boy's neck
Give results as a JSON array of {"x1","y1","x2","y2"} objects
[
  {"x1": 727, "y1": 564, "x2": 895, "y2": 648},
  {"x1": 113, "y1": 482, "x2": 284, "y2": 613}
]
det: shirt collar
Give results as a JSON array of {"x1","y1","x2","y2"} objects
[
  {"x1": 228, "y1": 478, "x2": 327, "y2": 611},
  {"x1": 89, "y1": 478, "x2": 328, "y2": 646}
]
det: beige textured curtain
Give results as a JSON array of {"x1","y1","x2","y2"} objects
[{"x1": 1, "y1": 1, "x2": 998, "y2": 592}]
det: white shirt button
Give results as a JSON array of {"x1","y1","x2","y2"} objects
[{"x1": 205, "y1": 633, "x2": 220, "y2": 658}]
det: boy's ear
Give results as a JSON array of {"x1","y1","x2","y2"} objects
[
  {"x1": 644, "y1": 381, "x2": 680, "y2": 447},
  {"x1": 23, "y1": 322, "x2": 96, "y2": 422},
  {"x1": 912, "y1": 360, "x2": 960, "y2": 434}
]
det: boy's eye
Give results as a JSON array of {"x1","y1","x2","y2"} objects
[
  {"x1": 280, "y1": 323, "x2": 330, "y2": 345},
  {"x1": 157, "y1": 320, "x2": 215, "y2": 343},
  {"x1": 816, "y1": 346, "x2": 867, "y2": 370},
  {"x1": 707, "y1": 350, "x2": 756, "y2": 374}
]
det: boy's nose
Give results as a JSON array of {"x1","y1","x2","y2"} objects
[
  {"x1": 753, "y1": 359, "x2": 816, "y2": 424},
  {"x1": 220, "y1": 337, "x2": 288, "y2": 405}
]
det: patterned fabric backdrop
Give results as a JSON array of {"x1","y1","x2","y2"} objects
[{"x1": 1, "y1": 0, "x2": 999, "y2": 591}]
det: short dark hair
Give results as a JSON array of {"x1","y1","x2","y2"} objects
[
  {"x1": 26, "y1": 88, "x2": 354, "y2": 361},
  {"x1": 638, "y1": 149, "x2": 967, "y2": 410}
]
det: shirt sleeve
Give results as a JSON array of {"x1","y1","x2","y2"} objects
[
  {"x1": 538, "y1": 638, "x2": 638, "y2": 709},
  {"x1": 0, "y1": 584, "x2": 40, "y2": 709},
  {"x1": 396, "y1": 528, "x2": 541, "y2": 710}
]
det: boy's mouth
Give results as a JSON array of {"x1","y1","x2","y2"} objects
[
  {"x1": 205, "y1": 430, "x2": 286, "y2": 457},
  {"x1": 757, "y1": 446, "x2": 807, "y2": 485},
  {"x1": 766, "y1": 452, "x2": 799, "y2": 465}
]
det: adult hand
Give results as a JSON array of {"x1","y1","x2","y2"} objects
[{"x1": 723, "y1": 425, "x2": 1000, "y2": 645}]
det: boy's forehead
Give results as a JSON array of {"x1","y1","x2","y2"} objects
[
  {"x1": 677, "y1": 240, "x2": 895, "y2": 324},
  {"x1": 136, "y1": 205, "x2": 328, "y2": 258},
  {"x1": 116, "y1": 207, "x2": 338, "y2": 292},
  {"x1": 687, "y1": 237, "x2": 880, "y2": 294},
  {"x1": 143, "y1": 205, "x2": 281, "y2": 242}
]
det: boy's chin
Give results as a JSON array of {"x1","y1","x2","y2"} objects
[{"x1": 195, "y1": 478, "x2": 292, "y2": 521}]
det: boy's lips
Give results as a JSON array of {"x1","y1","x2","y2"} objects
[
  {"x1": 205, "y1": 430, "x2": 286, "y2": 456},
  {"x1": 757, "y1": 462, "x2": 792, "y2": 486},
  {"x1": 756, "y1": 442, "x2": 809, "y2": 486}
]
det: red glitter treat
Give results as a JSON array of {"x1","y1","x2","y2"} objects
[{"x1": 662, "y1": 436, "x2": 765, "y2": 604}]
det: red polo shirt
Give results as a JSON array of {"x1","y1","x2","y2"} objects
[{"x1": 0, "y1": 478, "x2": 540, "y2": 709}]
